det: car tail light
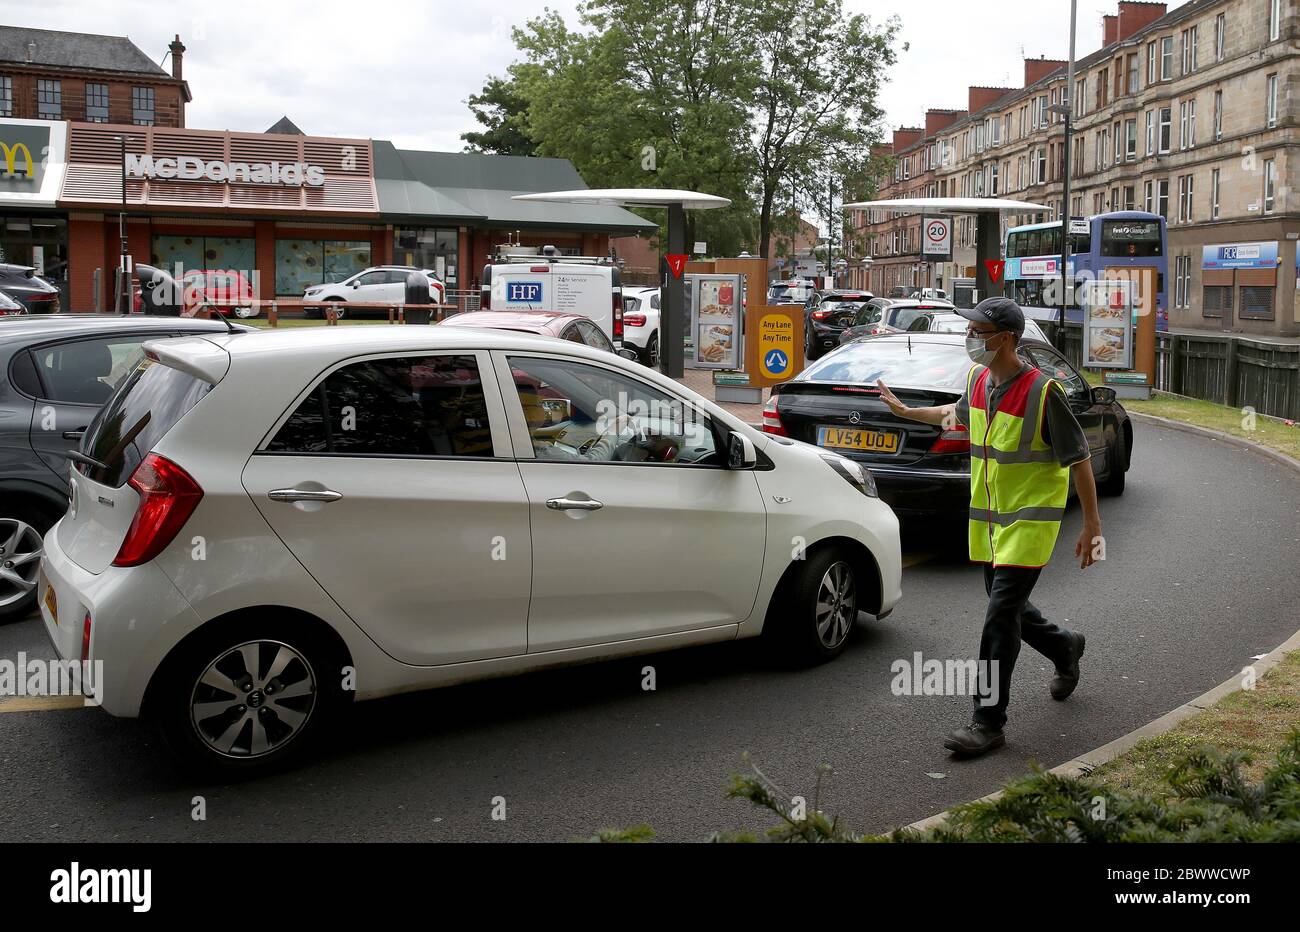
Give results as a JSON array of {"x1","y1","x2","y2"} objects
[
  {"x1": 530, "y1": 266, "x2": 550, "y2": 273},
  {"x1": 81, "y1": 611, "x2": 93, "y2": 662},
  {"x1": 613, "y1": 293, "x2": 623, "y2": 340},
  {"x1": 930, "y1": 423, "x2": 970, "y2": 455},
  {"x1": 624, "y1": 312, "x2": 647, "y2": 327},
  {"x1": 810, "y1": 309, "x2": 831, "y2": 321},
  {"x1": 112, "y1": 454, "x2": 204, "y2": 567},
  {"x1": 761, "y1": 395, "x2": 787, "y2": 436}
]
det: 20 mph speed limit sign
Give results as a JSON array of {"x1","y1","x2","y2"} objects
[{"x1": 922, "y1": 217, "x2": 952, "y2": 257}]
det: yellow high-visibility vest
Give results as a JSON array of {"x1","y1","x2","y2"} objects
[{"x1": 966, "y1": 365, "x2": 1069, "y2": 567}]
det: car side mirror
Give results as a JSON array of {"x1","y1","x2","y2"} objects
[
  {"x1": 616, "y1": 348, "x2": 640, "y2": 361},
  {"x1": 351, "y1": 281, "x2": 360, "y2": 288},
  {"x1": 728, "y1": 431, "x2": 757, "y2": 469},
  {"x1": 1091, "y1": 386, "x2": 1117, "y2": 405}
]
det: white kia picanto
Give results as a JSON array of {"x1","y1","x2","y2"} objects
[{"x1": 40, "y1": 326, "x2": 901, "y2": 774}]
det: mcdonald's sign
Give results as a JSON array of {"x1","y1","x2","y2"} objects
[
  {"x1": 0, "y1": 121, "x2": 51, "y2": 194},
  {"x1": 0, "y1": 141, "x2": 35, "y2": 178}
]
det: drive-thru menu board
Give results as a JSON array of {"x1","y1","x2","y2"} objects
[
  {"x1": 1082, "y1": 279, "x2": 1135, "y2": 369},
  {"x1": 688, "y1": 274, "x2": 742, "y2": 369}
]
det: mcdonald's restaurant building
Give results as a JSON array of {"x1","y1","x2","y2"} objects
[{"x1": 0, "y1": 116, "x2": 653, "y2": 311}]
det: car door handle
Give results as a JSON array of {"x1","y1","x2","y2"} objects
[
  {"x1": 62, "y1": 429, "x2": 86, "y2": 440},
  {"x1": 268, "y1": 488, "x2": 343, "y2": 503},
  {"x1": 545, "y1": 497, "x2": 603, "y2": 511}
]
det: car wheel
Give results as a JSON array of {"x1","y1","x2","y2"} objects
[
  {"x1": 764, "y1": 548, "x2": 860, "y2": 665},
  {"x1": 804, "y1": 330, "x2": 818, "y2": 362},
  {"x1": 154, "y1": 618, "x2": 345, "y2": 776},
  {"x1": 0, "y1": 502, "x2": 56, "y2": 624},
  {"x1": 1098, "y1": 428, "x2": 1127, "y2": 496},
  {"x1": 643, "y1": 333, "x2": 660, "y2": 369},
  {"x1": 233, "y1": 305, "x2": 259, "y2": 319}
]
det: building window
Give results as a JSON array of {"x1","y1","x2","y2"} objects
[
  {"x1": 85, "y1": 82, "x2": 109, "y2": 123},
  {"x1": 1156, "y1": 178, "x2": 1170, "y2": 218},
  {"x1": 1266, "y1": 74, "x2": 1278, "y2": 127},
  {"x1": 1213, "y1": 89, "x2": 1223, "y2": 139},
  {"x1": 1158, "y1": 107, "x2": 1172, "y2": 152},
  {"x1": 1215, "y1": 13, "x2": 1226, "y2": 60},
  {"x1": 1127, "y1": 54, "x2": 1139, "y2": 95},
  {"x1": 1179, "y1": 99, "x2": 1196, "y2": 149},
  {"x1": 1177, "y1": 173, "x2": 1194, "y2": 222},
  {"x1": 1143, "y1": 180, "x2": 1154, "y2": 212},
  {"x1": 1093, "y1": 192, "x2": 1104, "y2": 214},
  {"x1": 1263, "y1": 159, "x2": 1276, "y2": 213},
  {"x1": 1203, "y1": 284, "x2": 1232, "y2": 317},
  {"x1": 131, "y1": 86, "x2": 155, "y2": 126},
  {"x1": 1035, "y1": 148, "x2": 1046, "y2": 184},
  {"x1": 1241, "y1": 286, "x2": 1275, "y2": 320},
  {"x1": 1124, "y1": 185, "x2": 1136, "y2": 210},
  {"x1": 1174, "y1": 254, "x2": 1191, "y2": 308},
  {"x1": 274, "y1": 239, "x2": 372, "y2": 295},
  {"x1": 1160, "y1": 36, "x2": 1174, "y2": 80},
  {"x1": 1181, "y1": 26, "x2": 1198, "y2": 75},
  {"x1": 1145, "y1": 110, "x2": 1155, "y2": 155},
  {"x1": 0, "y1": 76, "x2": 11, "y2": 117},
  {"x1": 1147, "y1": 40, "x2": 1157, "y2": 85},
  {"x1": 1270, "y1": 0, "x2": 1281, "y2": 42},
  {"x1": 37, "y1": 79, "x2": 61, "y2": 119},
  {"x1": 1125, "y1": 118, "x2": 1137, "y2": 160},
  {"x1": 1210, "y1": 168, "x2": 1220, "y2": 219}
]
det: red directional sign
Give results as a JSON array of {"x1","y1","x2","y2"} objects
[
  {"x1": 983, "y1": 259, "x2": 1005, "y2": 285},
  {"x1": 666, "y1": 254, "x2": 689, "y2": 279}
]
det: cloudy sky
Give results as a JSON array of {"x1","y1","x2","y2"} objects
[{"x1": 11, "y1": 0, "x2": 1187, "y2": 151}]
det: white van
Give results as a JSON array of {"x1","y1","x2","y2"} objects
[{"x1": 481, "y1": 246, "x2": 624, "y2": 346}]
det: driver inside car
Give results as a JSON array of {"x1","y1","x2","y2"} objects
[{"x1": 518, "y1": 385, "x2": 633, "y2": 461}]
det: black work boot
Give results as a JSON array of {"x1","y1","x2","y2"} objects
[
  {"x1": 1050, "y1": 632, "x2": 1086, "y2": 701},
  {"x1": 943, "y1": 721, "x2": 1006, "y2": 757}
]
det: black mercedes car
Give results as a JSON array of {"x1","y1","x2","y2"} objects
[
  {"x1": 803, "y1": 289, "x2": 874, "y2": 361},
  {"x1": 764, "y1": 332, "x2": 1132, "y2": 518}
]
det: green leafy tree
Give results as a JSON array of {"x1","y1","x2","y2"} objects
[{"x1": 461, "y1": 76, "x2": 538, "y2": 156}]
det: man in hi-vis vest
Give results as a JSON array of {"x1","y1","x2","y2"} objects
[{"x1": 877, "y1": 297, "x2": 1101, "y2": 757}]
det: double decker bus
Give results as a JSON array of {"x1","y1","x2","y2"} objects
[{"x1": 1004, "y1": 210, "x2": 1167, "y2": 331}]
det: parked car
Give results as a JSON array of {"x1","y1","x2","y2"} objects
[
  {"x1": 803, "y1": 290, "x2": 874, "y2": 361},
  {"x1": 763, "y1": 331, "x2": 1131, "y2": 519},
  {"x1": 0, "y1": 315, "x2": 256, "y2": 622},
  {"x1": 179, "y1": 269, "x2": 258, "y2": 318},
  {"x1": 0, "y1": 290, "x2": 25, "y2": 316},
  {"x1": 440, "y1": 309, "x2": 638, "y2": 360},
  {"x1": 303, "y1": 266, "x2": 446, "y2": 319},
  {"x1": 40, "y1": 325, "x2": 902, "y2": 773},
  {"x1": 621, "y1": 286, "x2": 661, "y2": 366},
  {"x1": 0, "y1": 264, "x2": 61, "y2": 313},
  {"x1": 767, "y1": 278, "x2": 816, "y2": 305},
  {"x1": 837, "y1": 297, "x2": 957, "y2": 342},
  {"x1": 904, "y1": 311, "x2": 1049, "y2": 343},
  {"x1": 481, "y1": 247, "x2": 623, "y2": 347}
]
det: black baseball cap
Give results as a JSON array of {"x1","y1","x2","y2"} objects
[{"x1": 957, "y1": 296, "x2": 1025, "y2": 337}]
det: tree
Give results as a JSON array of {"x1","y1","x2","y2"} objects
[
  {"x1": 749, "y1": 0, "x2": 902, "y2": 258},
  {"x1": 461, "y1": 76, "x2": 538, "y2": 156}
]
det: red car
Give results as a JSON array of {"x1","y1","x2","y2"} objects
[
  {"x1": 179, "y1": 269, "x2": 258, "y2": 318},
  {"x1": 440, "y1": 310, "x2": 638, "y2": 360}
]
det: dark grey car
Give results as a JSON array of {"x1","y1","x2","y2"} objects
[{"x1": 0, "y1": 314, "x2": 253, "y2": 621}]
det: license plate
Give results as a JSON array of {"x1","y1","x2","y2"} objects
[
  {"x1": 42, "y1": 574, "x2": 58, "y2": 627},
  {"x1": 817, "y1": 425, "x2": 900, "y2": 454}
]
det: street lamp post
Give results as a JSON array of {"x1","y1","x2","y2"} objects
[
  {"x1": 115, "y1": 133, "x2": 130, "y2": 314},
  {"x1": 1047, "y1": 0, "x2": 1079, "y2": 352}
]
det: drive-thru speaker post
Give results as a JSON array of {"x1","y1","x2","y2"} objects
[{"x1": 512, "y1": 188, "x2": 732, "y2": 377}]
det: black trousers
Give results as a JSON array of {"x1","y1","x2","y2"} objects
[{"x1": 972, "y1": 564, "x2": 1076, "y2": 729}]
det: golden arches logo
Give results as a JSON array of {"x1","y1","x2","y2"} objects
[{"x1": 0, "y1": 142, "x2": 35, "y2": 178}]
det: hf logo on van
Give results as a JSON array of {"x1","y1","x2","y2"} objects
[{"x1": 506, "y1": 281, "x2": 544, "y2": 304}]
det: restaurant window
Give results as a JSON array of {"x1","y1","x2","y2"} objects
[
  {"x1": 152, "y1": 236, "x2": 256, "y2": 279},
  {"x1": 37, "y1": 80, "x2": 61, "y2": 119},
  {"x1": 275, "y1": 239, "x2": 371, "y2": 295},
  {"x1": 0, "y1": 77, "x2": 12, "y2": 117},
  {"x1": 393, "y1": 227, "x2": 459, "y2": 287},
  {"x1": 85, "y1": 83, "x2": 109, "y2": 123},
  {"x1": 0, "y1": 214, "x2": 70, "y2": 302},
  {"x1": 131, "y1": 86, "x2": 155, "y2": 126}
]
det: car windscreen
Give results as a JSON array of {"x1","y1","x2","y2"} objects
[
  {"x1": 80, "y1": 358, "x2": 212, "y2": 487},
  {"x1": 800, "y1": 339, "x2": 971, "y2": 392}
]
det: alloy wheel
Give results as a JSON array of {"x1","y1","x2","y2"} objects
[
  {"x1": 814, "y1": 560, "x2": 856, "y2": 649},
  {"x1": 0, "y1": 519, "x2": 43, "y2": 609},
  {"x1": 189, "y1": 640, "x2": 317, "y2": 758}
]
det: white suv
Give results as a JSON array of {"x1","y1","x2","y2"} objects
[
  {"x1": 303, "y1": 266, "x2": 446, "y2": 318},
  {"x1": 621, "y1": 286, "x2": 661, "y2": 366},
  {"x1": 40, "y1": 327, "x2": 901, "y2": 774}
]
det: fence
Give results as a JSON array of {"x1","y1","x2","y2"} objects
[{"x1": 1043, "y1": 321, "x2": 1300, "y2": 420}]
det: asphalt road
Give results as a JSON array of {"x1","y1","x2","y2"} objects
[{"x1": 1, "y1": 420, "x2": 1297, "y2": 842}]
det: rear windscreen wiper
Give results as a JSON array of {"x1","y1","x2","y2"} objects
[{"x1": 66, "y1": 450, "x2": 110, "y2": 472}]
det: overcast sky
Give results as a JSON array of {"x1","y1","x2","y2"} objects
[{"x1": 10, "y1": 0, "x2": 1187, "y2": 150}]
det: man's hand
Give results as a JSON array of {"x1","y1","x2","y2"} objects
[
  {"x1": 1075, "y1": 521, "x2": 1102, "y2": 569},
  {"x1": 876, "y1": 379, "x2": 909, "y2": 417}
]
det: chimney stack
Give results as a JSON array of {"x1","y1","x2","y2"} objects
[
  {"x1": 169, "y1": 35, "x2": 185, "y2": 80},
  {"x1": 25, "y1": 41, "x2": 35, "y2": 63},
  {"x1": 1117, "y1": 2, "x2": 1168, "y2": 42},
  {"x1": 1103, "y1": 14, "x2": 1119, "y2": 45},
  {"x1": 1024, "y1": 57, "x2": 1068, "y2": 87}
]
